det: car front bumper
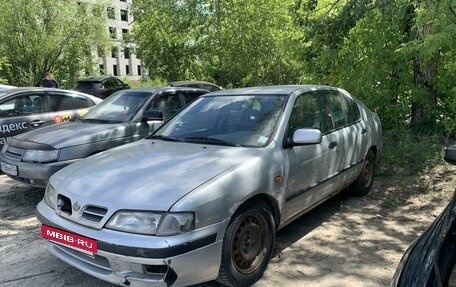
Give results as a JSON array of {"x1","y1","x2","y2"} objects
[
  {"x1": 0, "y1": 155, "x2": 78, "y2": 187},
  {"x1": 36, "y1": 200, "x2": 227, "y2": 287}
]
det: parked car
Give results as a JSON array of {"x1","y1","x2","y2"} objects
[
  {"x1": 74, "y1": 76, "x2": 130, "y2": 99},
  {"x1": 168, "y1": 80, "x2": 222, "y2": 92},
  {"x1": 391, "y1": 144, "x2": 456, "y2": 287},
  {"x1": 0, "y1": 87, "x2": 101, "y2": 150},
  {"x1": 0, "y1": 84, "x2": 16, "y2": 90},
  {"x1": 36, "y1": 85, "x2": 382, "y2": 287},
  {"x1": 0, "y1": 87, "x2": 208, "y2": 187}
]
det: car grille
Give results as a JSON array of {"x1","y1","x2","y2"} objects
[
  {"x1": 81, "y1": 205, "x2": 108, "y2": 223},
  {"x1": 4, "y1": 146, "x2": 24, "y2": 161}
]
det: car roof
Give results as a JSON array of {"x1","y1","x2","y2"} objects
[
  {"x1": 168, "y1": 80, "x2": 220, "y2": 86},
  {"x1": 0, "y1": 87, "x2": 103, "y2": 103},
  {"x1": 125, "y1": 87, "x2": 210, "y2": 94},
  {"x1": 77, "y1": 76, "x2": 116, "y2": 82},
  {"x1": 202, "y1": 85, "x2": 338, "y2": 96},
  {"x1": 0, "y1": 84, "x2": 16, "y2": 89}
]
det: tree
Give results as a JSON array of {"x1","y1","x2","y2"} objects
[
  {"x1": 131, "y1": 0, "x2": 301, "y2": 87},
  {"x1": 0, "y1": 0, "x2": 110, "y2": 88}
]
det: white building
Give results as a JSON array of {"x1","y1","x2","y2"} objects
[{"x1": 99, "y1": 0, "x2": 143, "y2": 80}]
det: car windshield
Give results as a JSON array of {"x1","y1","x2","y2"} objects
[
  {"x1": 81, "y1": 91, "x2": 151, "y2": 123},
  {"x1": 149, "y1": 95, "x2": 286, "y2": 147}
]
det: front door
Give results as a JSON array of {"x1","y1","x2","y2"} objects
[
  {"x1": 0, "y1": 92, "x2": 48, "y2": 148},
  {"x1": 283, "y1": 91, "x2": 340, "y2": 221}
]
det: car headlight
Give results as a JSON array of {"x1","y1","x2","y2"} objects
[
  {"x1": 44, "y1": 184, "x2": 56, "y2": 209},
  {"x1": 22, "y1": 149, "x2": 59, "y2": 163},
  {"x1": 106, "y1": 211, "x2": 195, "y2": 236}
]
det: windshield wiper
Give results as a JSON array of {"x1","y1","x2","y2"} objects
[
  {"x1": 183, "y1": 136, "x2": 242, "y2": 147},
  {"x1": 148, "y1": 135, "x2": 184, "y2": 142}
]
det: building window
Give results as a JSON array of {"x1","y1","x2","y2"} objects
[
  {"x1": 107, "y1": 7, "x2": 115, "y2": 20},
  {"x1": 109, "y1": 27, "x2": 117, "y2": 39},
  {"x1": 126, "y1": 65, "x2": 130, "y2": 75},
  {"x1": 120, "y1": 0, "x2": 127, "y2": 2},
  {"x1": 120, "y1": 10, "x2": 128, "y2": 22},
  {"x1": 124, "y1": 48, "x2": 130, "y2": 59},
  {"x1": 122, "y1": 29, "x2": 129, "y2": 38},
  {"x1": 99, "y1": 64, "x2": 105, "y2": 75},
  {"x1": 137, "y1": 65, "x2": 141, "y2": 76},
  {"x1": 97, "y1": 46, "x2": 104, "y2": 58},
  {"x1": 113, "y1": 65, "x2": 118, "y2": 76},
  {"x1": 111, "y1": 47, "x2": 118, "y2": 58}
]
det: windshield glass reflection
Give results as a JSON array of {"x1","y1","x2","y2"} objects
[{"x1": 151, "y1": 95, "x2": 286, "y2": 147}]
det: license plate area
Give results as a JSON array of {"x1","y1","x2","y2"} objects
[
  {"x1": 41, "y1": 225, "x2": 98, "y2": 254},
  {"x1": 1, "y1": 162, "x2": 17, "y2": 176}
]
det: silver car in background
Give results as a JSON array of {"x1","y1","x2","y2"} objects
[{"x1": 37, "y1": 85, "x2": 382, "y2": 287}]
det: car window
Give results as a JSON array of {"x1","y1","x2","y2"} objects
[
  {"x1": 203, "y1": 84, "x2": 219, "y2": 92},
  {"x1": 151, "y1": 93, "x2": 183, "y2": 119},
  {"x1": 325, "y1": 90, "x2": 355, "y2": 128},
  {"x1": 348, "y1": 95, "x2": 361, "y2": 121},
  {"x1": 182, "y1": 91, "x2": 205, "y2": 105},
  {"x1": 0, "y1": 94, "x2": 46, "y2": 117},
  {"x1": 287, "y1": 91, "x2": 331, "y2": 137},
  {"x1": 83, "y1": 91, "x2": 151, "y2": 122},
  {"x1": 75, "y1": 81, "x2": 101, "y2": 90},
  {"x1": 113, "y1": 78, "x2": 124, "y2": 87},
  {"x1": 49, "y1": 93, "x2": 89, "y2": 111},
  {"x1": 103, "y1": 79, "x2": 113, "y2": 88},
  {"x1": 153, "y1": 95, "x2": 286, "y2": 147}
]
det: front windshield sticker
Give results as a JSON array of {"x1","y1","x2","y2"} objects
[{"x1": 258, "y1": 136, "x2": 268, "y2": 145}]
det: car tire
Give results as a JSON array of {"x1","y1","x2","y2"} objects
[
  {"x1": 217, "y1": 200, "x2": 275, "y2": 287},
  {"x1": 350, "y1": 149, "x2": 375, "y2": 196}
]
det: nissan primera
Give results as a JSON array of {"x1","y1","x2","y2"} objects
[{"x1": 37, "y1": 85, "x2": 382, "y2": 287}]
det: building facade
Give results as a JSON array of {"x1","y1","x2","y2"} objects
[{"x1": 99, "y1": 0, "x2": 143, "y2": 80}]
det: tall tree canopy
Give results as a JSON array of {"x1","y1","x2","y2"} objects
[
  {"x1": 132, "y1": 0, "x2": 302, "y2": 87},
  {"x1": 0, "y1": 0, "x2": 109, "y2": 88}
]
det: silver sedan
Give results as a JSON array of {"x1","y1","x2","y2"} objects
[{"x1": 36, "y1": 85, "x2": 382, "y2": 287}]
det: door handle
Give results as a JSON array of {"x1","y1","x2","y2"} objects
[
  {"x1": 329, "y1": 141, "x2": 338, "y2": 149},
  {"x1": 30, "y1": 120, "x2": 45, "y2": 127},
  {"x1": 361, "y1": 128, "x2": 367, "y2": 134}
]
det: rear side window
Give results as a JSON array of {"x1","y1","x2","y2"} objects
[
  {"x1": 182, "y1": 91, "x2": 205, "y2": 105},
  {"x1": 325, "y1": 90, "x2": 356, "y2": 128},
  {"x1": 203, "y1": 84, "x2": 220, "y2": 92},
  {"x1": 150, "y1": 93, "x2": 183, "y2": 119},
  {"x1": 49, "y1": 93, "x2": 89, "y2": 111}
]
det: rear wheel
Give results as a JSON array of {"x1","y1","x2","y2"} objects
[
  {"x1": 217, "y1": 201, "x2": 275, "y2": 287},
  {"x1": 350, "y1": 150, "x2": 375, "y2": 196}
]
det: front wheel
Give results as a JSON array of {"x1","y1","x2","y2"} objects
[
  {"x1": 217, "y1": 201, "x2": 275, "y2": 287},
  {"x1": 350, "y1": 150, "x2": 375, "y2": 196}
]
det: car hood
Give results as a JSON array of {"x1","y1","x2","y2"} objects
[
  {"x1": 11, "y1": 122, "x2": 128, "y2": 149},
  {"x1": 51, "y1": 140, "x2": 262, "y2": 211}
]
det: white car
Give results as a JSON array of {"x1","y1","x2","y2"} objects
[{"x1": 37, "y1": 85, "x2": 382, "y2": 287}]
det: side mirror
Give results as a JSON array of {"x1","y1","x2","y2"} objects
[
  {"x1": 142, "y1": 109, "x2": 164, "y2": 121},
  {"x1": 292, "y1": 128, "x2": 322, "y2": 145},
  {"x1": 444, "y1": 145, "x2": 456, "y2": 164}
]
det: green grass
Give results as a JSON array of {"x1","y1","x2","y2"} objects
[{"x1": 376, "y1": 129, "x2": 456, "y2": 209}]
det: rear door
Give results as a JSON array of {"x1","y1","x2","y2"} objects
[
  {"x1": 0, "y1": 91, "x2": 48, "y2": 148},
  {"x1": 46, "y1": 91, "x2": 92, "y2": 124},
  {"x1": 325, "y1": 90, "x2": 367, "y2": 183}
]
